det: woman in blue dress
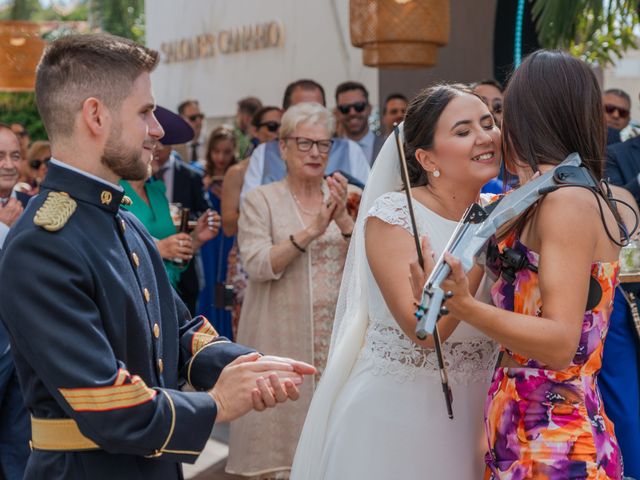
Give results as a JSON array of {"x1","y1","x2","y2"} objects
[{"x1": 197, "y1": 127, "x2": 237, "y2": 339}]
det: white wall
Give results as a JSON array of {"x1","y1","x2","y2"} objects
[{"x1": 145, "y1": 0, "x2": 378, "y2": 119}]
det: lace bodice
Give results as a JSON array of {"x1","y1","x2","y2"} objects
[{"x1": 359, "y1": 191, "x2": 499, "y2": 384}]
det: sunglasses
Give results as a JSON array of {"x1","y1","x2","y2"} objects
[
  {"x1": 604, "y1": 104, "x2": 629, "y2": 119},
  {"x1": 258, "y1": 121, "x2": 280, "y2": 133},
  {"x1": 29, "y1": 157, "x2": 50, "y2": 169},
  {"x1": 188, "y1": 113, "x2": 205, "y2": 122},
  {"x1": 337, "y1": 101, "x2": 368, "y2": 115}
]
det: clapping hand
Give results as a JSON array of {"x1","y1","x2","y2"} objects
[
  {"x1": 0, "y1": 198, "x2": 23, "y2": 228},
  {"x1": 307, "y1": 201, "x2": 336, "y2": 240},
  {"x1": 327, "y1": 172, "x2": 349, "y2": 222},
  {"x1": 209, "y1": 353, "x2": 316, "y2": 422},
  {"x1": 251, "y1": 355, "x2": 316, "y2": 411}
]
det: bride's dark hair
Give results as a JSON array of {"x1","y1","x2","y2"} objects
[{"x1": 404, "y1": 83, "x2": 476, "y2": 187}]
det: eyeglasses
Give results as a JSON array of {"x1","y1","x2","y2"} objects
[
  {"x1": 286, "y1": 136, "x2": 333, "y2": 154},
  {"x1": 258, "y1": 121, "x2": 280, "y2": 133},
  {"x1": 187, "y1": 113, "x2": 205, "y2": 122},
  {"x1": 337, "y1": 101, "x2": 368, "y2": 115},
  {"x1": 604, "y1": 104, "x2": 630, "y2": 119},
  {"x1": 29, "y1": 157, "x2": 50, "y2": 169}
]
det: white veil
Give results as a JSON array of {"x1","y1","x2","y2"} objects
[{"x1": 290, "y1": 126, "x2": 404, "y2": 479}]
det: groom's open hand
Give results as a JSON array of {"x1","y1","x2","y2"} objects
[{"x1": 209, "y1": 353, "x2": 317, "y2": 421}]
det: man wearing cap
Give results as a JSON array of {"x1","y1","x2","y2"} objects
[{"x1": 0, "y1": 33, "x2": 315, "y2": 480}]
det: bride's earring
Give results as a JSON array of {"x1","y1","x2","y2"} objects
[{"x1": 432, "y1": 169, "x2": 440, "y2": 178}]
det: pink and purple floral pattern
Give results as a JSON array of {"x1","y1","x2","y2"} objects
[{"x1": 484, "y1": 234, "x2": 623, "y2": 480}]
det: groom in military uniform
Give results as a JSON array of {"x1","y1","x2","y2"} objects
[{"x1": 0, "y1": 33, "x2": 315, "y2": 480}]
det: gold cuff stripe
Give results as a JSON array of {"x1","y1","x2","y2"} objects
[
  {"x1": 59, "y1": 373, "x2": 157, "y2": 412},
  {"x1": 145, "y1": 389, "x2": 177, "y2": 458},
  {"x1": 187, "y1": 340, "x2": 231, "y2": 387},
  {"x1": 190, "y1": 318, "x2": 219, "y2": 355}
]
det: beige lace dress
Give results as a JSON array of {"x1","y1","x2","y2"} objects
[{"x1": 226, "y1": 179, "x2": 351, "y2": 478}]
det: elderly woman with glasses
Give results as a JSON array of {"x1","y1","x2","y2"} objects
[{"x1": 227, "y1": 102, "x2": 358, "y2": 479}]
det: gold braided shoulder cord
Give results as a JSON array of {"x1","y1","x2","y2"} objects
[{"x1": 34, "y1": 192, "x2": 78, "y2": 232}]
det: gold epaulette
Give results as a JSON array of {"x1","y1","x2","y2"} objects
[
  {"x1": 33, "y1": 191, "x2": 77, "y2": 232},
  {"x1": 121, "y1": 195, "x2": 133, "y2": 206}
]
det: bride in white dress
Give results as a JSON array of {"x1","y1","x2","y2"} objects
[{"x1": 291, "y1": 84, "x2": 502, "y2": 479}]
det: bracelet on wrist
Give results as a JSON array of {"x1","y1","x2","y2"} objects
[{"x1": 289, "y1": 234, "x2": 306, "y2": 253}]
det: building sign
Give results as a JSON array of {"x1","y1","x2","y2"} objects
[{"x1": 160, "y1": 21, "x2": 284, "y2": 64}]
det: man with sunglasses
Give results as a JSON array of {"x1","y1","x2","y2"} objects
[
  {"x1": 335, "y1": 81, "x2": 384, "y2": 166},
  {"x1": 603, "y1": 88, "x2": 632, "y2": 134},
  {"x1": 176, "y1": 99, "x2": 205, "y2": 165},
  {"x1": 606, "y1": 88, "x2": 640, "y2": 204}
]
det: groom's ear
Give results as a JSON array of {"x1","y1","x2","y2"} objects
[{"x1": 415, "y1": 148, "x2": 439, "y2": 174}]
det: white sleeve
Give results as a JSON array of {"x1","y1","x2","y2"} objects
[
  {"x1": 0, "y1": 222, "x2": 9, "y2": 248},
  {"x1": 347, "y1": 141, "x2": 371, "y2": 185},
  {"x1": 240, "y1": 144, "x2": 266, "y2": 205},
  {"x1": 366, "y1": 192, "x2": 412, "y2": 234}
]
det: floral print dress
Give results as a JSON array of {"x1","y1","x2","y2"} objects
[{"x1": 485, "y1": 233, "x2": 623, "y2": 480}]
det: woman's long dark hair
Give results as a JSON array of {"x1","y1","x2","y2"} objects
[
  {"x1": 205, "y1": 126, "x2": 237, "y2": 176},
  {"x1": 502, "y1": 50, "x2": 606, "y2": 180},
  {"x1": 404, "y1": 83, "x2": 476, "y2": 187}
]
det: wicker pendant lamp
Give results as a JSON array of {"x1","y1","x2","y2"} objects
[
  {"x1": 350, "y1": 0, "x2": 450, "y2": 68},
  {"x1": 0, "y1": 21, "x2": 46, "y2": 92}
]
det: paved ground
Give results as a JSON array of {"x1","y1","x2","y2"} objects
[{"x1": 183, "y1": 423, "x2": 244, "y2": 480}]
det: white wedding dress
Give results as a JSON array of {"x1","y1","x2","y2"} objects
[{"x1": 291, "y1": 127, "x2": 499, "y2": 480}]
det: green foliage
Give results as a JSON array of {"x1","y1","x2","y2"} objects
[
  {"x1": 93, "y1": 0, "x2": 145, "y2": 43},
  {"x1": 6, "y1": 0, "x2": 41, "y2": 20},
  {"x1": 532, "y1": 0, "x2": 639, "y2": 66},
  {"x1": 0, "y1": 92, "x2": 47, "y2": 140}
]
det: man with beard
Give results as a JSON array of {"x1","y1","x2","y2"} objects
[
  {"x1": 0, "y1": 33, "x2": 315, "y2": 480},
  {"x1": 335, "y1": 81, "x2": 384, "y2": 166},
  {"x1": 0, "y1": 124, "x2": 30, "y2": 480}
]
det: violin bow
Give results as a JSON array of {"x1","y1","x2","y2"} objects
[{"x1": 393, "y1": 124, "x2": 454, "y2": 419}]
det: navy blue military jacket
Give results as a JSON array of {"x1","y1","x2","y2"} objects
[{"x1": 0, "y1": 162, "x2": 253, "y2": 479}]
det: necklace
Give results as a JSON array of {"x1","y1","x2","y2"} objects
[{"x1": 287, "y1": 180, "x2": 323, "y2": 216}]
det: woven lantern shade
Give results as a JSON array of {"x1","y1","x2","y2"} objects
[
  {"x1": 350, "y1": 0, "x2": 450, "y2": 68},
  {"x1": 0, "y1": 21, "x2": 46, "y2": 92}
]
